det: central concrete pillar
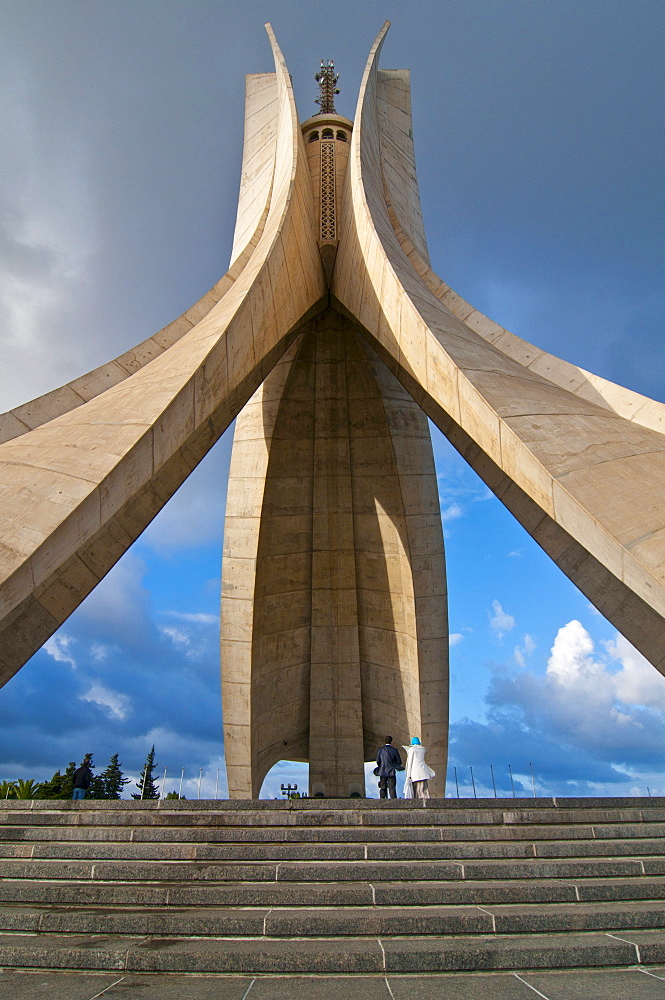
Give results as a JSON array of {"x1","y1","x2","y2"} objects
[
  {"x1": 221, "y1": 307, "x2": 449, "y2": 799},
  {"x1": 309, "y1": 323, "x2": 365, "y2": 798}
]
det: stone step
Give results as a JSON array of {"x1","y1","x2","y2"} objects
[
  {"x1": 0, "y1": 927, "x2": 663, "y2": 974},
  {"x1": 1, "y1": 836, "x2": 663, "y2": 862},
  {"x1": 0, "y1": 905, "x2": 490, "y2": 937},
  {"x1": 2, "y1": 820, "x2": 664, "y2": 843},
  {"x1": 1, "y1": 875, "x2": 663, "y2": 909},
  {"x1": 0, "y1": 855, "x2": 662, "y2": 883},
  {"x1": 374, "y1": 876, "x2": 665, "y2": 906},
  {"x1": 1, "y1": 799, "x2": 663, "y2": 976},
  {"x1": 0, "y1": 900, "x2": 664, "y2": 938},
  {"x1": 1, "y1": 801, "x2": 663, "y2": 829}
]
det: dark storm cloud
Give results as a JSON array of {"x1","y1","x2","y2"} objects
[
  {"x1": 0, "y1": 551, "x2": 223, "y2": 783},
  {"x1": 450, "y1": 716, "x2": 630, "y2": 794},
  {"x1": 410, "y1": 1, "x2": 664, "y2": 399}
]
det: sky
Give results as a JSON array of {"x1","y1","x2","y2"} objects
[{"x1": 1, "y1": 0, "x2": 663, "y2": 800}]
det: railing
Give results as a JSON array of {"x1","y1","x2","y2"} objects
[{"x1": 2, "y1": 766, "x2": 657, "y2": 801}]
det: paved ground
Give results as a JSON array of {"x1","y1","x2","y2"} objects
[{"x1": 2, "y1": 968, "x2": 665, "y2": 999}]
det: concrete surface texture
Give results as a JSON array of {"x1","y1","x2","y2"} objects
[
  {"x1": 3, "y1": 969, "x2": 665, "y2": 999},
  {"x1": 1, "y1": 796, "x2": 665, "y2": 981},
  {"x1": 222, "y1": 59, "x2": 448, "y2": 799},
  {"x1": 0, "y1": 22, "x2": 663, "y2": 800},
  {"x1": 222, "y1": 312, "x2": 448, "y2": 798}
]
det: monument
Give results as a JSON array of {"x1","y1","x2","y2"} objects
[{"x1": 0, "y1": 24, "x2": 663, "y2": 799}]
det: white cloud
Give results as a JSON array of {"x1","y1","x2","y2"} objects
[
  {"x1": 160, "y1": 626, "x2": 191, "y2": 650},
  {"x1": 440, "y1": 502, "x2": 463, "y2": 522},
  {"x1": 488, "y1": 620, "x2": 665, "y2": 763},
  {"x1": 164, "y1": 611, "x2": 218, "y2": 626},
  {"x1": 606, "y1": 634, "x2": 665, "y2": 713},
  {"x1": 546, "y1": 620, "x2": 596, "y2": 683},
  {"x1": 489, "y1": 600, "x2": 515, "y2": 640},
  {"x1": 159, "y1": 620, "x2": 214, "y2": 663},
  {"x1": 453, "y1": 621, "x2": 665, "y2": 796},
  {"x1": 80, "y1": 681, "x2": 130, "y2": 720},
  {"x1": 514, "y1": 633, "x2": 535, "y2": 667},
  {"x1": 44, "y1": 634, "x2": 77, "y2": 669},
  {"x1": 449, "y1": 633, "x2": 464, "y2": 647}
]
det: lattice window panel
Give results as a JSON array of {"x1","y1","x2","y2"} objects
[{"x1": 320, "y1": 141, "x2": 336, "y2": 241}]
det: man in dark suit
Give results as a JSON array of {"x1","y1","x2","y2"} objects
[{"x1": 375, "y1": 736, "x2": 403, "y2": 799}]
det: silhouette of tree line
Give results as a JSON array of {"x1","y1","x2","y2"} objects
[{"x1": 0, "y1": 745, "x2": 178, "y2": 800}]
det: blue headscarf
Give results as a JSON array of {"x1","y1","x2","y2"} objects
[{"x1": 410, "y1": 737, "x2": 421, "y2": 745}]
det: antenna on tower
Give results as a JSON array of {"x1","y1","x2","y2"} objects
[{"x1": 315, "y1": 60, "x2": 340, "y2": 114}]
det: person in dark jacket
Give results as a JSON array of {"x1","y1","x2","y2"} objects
[
  {"x1": 375, "y1": 736, "x2": 403, "y2": 799},
  {"x1": 71, "y1": 757, "x2": 93, "y2": 800}
]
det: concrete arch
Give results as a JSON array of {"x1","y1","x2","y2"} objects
[
  {"x1": 0, "y1": 26, "x2": 327, "y2": 688},
  {"x1": 332, "y1": 22, "x2": 665, "y2": 672}
]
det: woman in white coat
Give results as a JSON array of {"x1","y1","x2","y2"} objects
[{"x1": 402, "y1": 737, "x2": 435, "y2": 799}]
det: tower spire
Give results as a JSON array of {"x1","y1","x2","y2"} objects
[{"x1": 315, "y1": 59, "x2": 340, "y2": 114}]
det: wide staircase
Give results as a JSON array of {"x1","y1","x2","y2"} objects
[{"x1": 0, "y1": 797, "x2": 664, "y2": 975}]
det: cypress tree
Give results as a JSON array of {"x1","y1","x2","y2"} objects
[
  {"x1": 37, "y1": 769, "x2": 64, "y2": 799},
  {"x1": 132, "y1": 745, "x2": 159, "y2": 800},
  {"x1": 99, "y1": 753, "x2": 130, "y2": 799},
  {"x1": 38, "y1": 761, "x2": 76, "y2": 799},
  {"x1": 88, "y1": 773, "x2": 106, "y2": 799},
  {"x1": 62, "y1": 760, "x2": 77, "y2": 798}
]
